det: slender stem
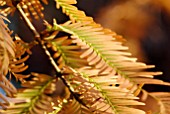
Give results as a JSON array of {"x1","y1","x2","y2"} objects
[{"x1": 16, "y1": 5, "x2": 40, "y2": 38}]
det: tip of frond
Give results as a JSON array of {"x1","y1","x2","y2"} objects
[
  {"x1": 53, "y1": 19, "x2": 57, "y2": 25},
  {"x1": 43, "y1": 20, "x2": 52, "y2": 30},
  {"x1": 0, "y1": 15, "x2": 10, "y2": 23},
  {"x1": 154, "y1": 72, "x2": 163, "y2": 76},
  {"x1": 146, "y1": 65, "x2": 155, "y2": 68},
  {"x1": 160, "y1": 81, "x2": 170, "y2": 86}
]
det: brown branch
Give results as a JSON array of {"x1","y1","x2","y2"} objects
[{"x1": 11, "y1": 0, "x2": 90, "y2": 109}]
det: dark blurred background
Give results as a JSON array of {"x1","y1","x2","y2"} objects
[{"x1": 5, "y1": 0, "x2": 170, "y2": 91}]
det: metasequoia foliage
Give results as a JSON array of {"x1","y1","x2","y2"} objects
[{"x1": 0, "y1": 0, "x2": 170, "y2": 114}]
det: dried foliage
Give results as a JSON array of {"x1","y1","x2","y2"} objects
[
  {"x1": 0, "y1": 15, "x2": 16, "y2": 107},
  {"x1": 0, "y1": 0, "x2": 170, "y2": 114},
  {"x1": 9, "y1": 37, "x2": 34, "y2": 82}
]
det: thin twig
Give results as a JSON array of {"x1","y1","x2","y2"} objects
[
  {"x1": 16, "y1": 5, "x2": 40, "y2": 38},
  {"x1": 15, "y1": 3, "x2": 61, "y2": 73}
]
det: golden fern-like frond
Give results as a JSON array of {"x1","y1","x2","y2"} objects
[
  {"x1": 48, "y1": 21, "x2": 167, "y2": 89},
  {"x1": 53, "y1": 0, "x2": 167, "y2": 86},
  {"x1": 0, "y1": 73, "x2": 56, "y2": 114}
]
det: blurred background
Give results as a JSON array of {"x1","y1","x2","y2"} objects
[{"x1": 5, "y1": 0, "x2": 170, "y2": 92}]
